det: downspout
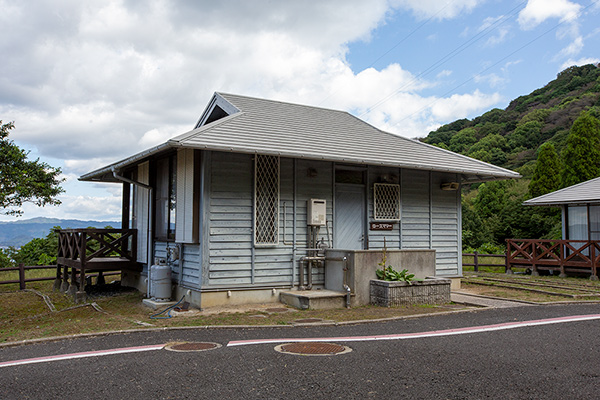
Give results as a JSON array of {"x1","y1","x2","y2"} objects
[{"x1": 112, "y1": 168, "x2": 154, "y2": 297}]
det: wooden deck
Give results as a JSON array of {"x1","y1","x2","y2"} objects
[
  {"x1": 55, "y1": 229, "x2": 141, "y2": 296},
  {"x1": 506, "y1": 239, "x2": 600, "y2": 279}
]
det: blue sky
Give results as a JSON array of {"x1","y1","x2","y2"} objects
[{"x1": 0, "y1": 0, "x2": 599, "y2": 222}]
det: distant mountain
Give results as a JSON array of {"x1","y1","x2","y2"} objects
[{"x1": 0, "y1": 217, "x2": 121, "y2": 248}]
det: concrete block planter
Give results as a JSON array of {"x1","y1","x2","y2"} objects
[{"x1": 370, "y1": 277, "x2": 451, "y2": 306}]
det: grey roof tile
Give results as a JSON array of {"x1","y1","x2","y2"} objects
[
  {"x1": 524, "y1": 176, "x2": 600, "y2": 206},
  {"x1": 81, "y1": 92, "x2": 521, "y2": 183}
]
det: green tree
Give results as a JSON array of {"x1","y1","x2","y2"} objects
[
  {"x1": 529, "y1": 143, "x2": 561, "y2": 198},
  {"x1": 0, "y1": 248, "x2": 15, "y2": 268},
  {"x1": 449, "y1": 128, "x2": 477, "y2": 153},
  {"x1": 11, "y1": 227, "x2": 60, "y2": 266},
  {"x1": 0, "y1": 121, "x2": 64, "y2": 216},
  {"x1": 560, "y1": 111, "x2": 600, "y2": 188},
  {"x1": 508, "y1": 120, "x2": 542, "y2": 149}
]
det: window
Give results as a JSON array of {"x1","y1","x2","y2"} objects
[
  {"x1": 155, "y1": 155, "x2": 177, "y2": 240},
  {"x1": 254, "y1": 155, "x2": 280, "y2": 245},
  {"x1": 373, "y1": 183, "x2": 400, "y2": 221}
]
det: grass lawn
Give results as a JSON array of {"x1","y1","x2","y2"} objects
[
  {"x1": 0, "y1": 280, "x2": 465, "y2": 344},
  {"x1": 3, "y1": 269, "x2": 600, "y2": 345}
]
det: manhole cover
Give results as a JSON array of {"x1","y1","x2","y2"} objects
[
  {"x1": 165, "y1": 342, "x2": 221, "y2": 352},
  {"x1": 275, "y1": 342, "x2": 352, "y2": 356},
  {"x1": 293, "y1": 318, "x2": 323, "y2": 323}
]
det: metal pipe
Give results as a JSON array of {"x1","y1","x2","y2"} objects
[
  {"x1": 325, "y1": 255, "x2": 350, "y2": 308},
  {"x1": 292, "y1": 159, "x2": 297, "y2": 288},
  {"x1": 112, "y1": 169, "x2": 154, "y2": 297}
]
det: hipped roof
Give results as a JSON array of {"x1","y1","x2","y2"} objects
[
  {"x1": 80, "y1": 92, "x2": 521, "y2": 183},
  {"x1": 524, "y1": 176, "x2": 600, "y2": 206}
]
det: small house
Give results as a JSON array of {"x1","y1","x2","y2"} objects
[
  {"x1": 524, "y1": 177, "x2": 600, "y2": 241},
  {"x1": 79, "y1": 93, "x2": 520, "y2": 307}
]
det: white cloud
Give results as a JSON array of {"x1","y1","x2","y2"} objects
[
  {"x1": 518, "y1": 0, "x2": 581, "y2": 30},
  {"x1": 557, "y1": 36, "x2": 584, "y2": 58},
  {"x1": 0, "y1": 0, "x2": 503, "y2": 221},
  {"x1": 391, "y1": 0, "x2": 482, "y2": 20},
  {"x1": 430, "y1": 90, "x2": 503, "y2": 121},
  {"x1": 559, "y1": 57, "x2": 600, "y2": 70},
  {"x1": 478, "y1": 16, "x2": 511, "y2": 46},
  {"x1": 58, "y1": 194, "x2": 122, "y2": 221}
]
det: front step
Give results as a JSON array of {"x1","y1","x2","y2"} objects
[{"x1": 280, "y1": 289, "x2": 350, "y2": 310}]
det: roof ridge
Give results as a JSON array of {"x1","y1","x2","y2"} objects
[
  {"x1": 169, "y1": 112, "x2": 243, "y2": 144},
  {"x1": 216, "y1": 92, "x2": 350, "y2": 115}
]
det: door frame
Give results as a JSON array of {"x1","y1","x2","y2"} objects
[{"x1": 333, "y1": 163, "x2": 367, "y2": 249}]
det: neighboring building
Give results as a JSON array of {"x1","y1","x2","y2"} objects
[
  {"x1": 80, "y1": 92, "x2": 520, "y2": 307},
  {"x1": 524, "y1": 176, "x2": 600, "y2": 241}
]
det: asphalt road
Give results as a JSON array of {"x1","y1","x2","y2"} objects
[{"x1": 1, "y1": 303, "x2": 600, "y2": 399}]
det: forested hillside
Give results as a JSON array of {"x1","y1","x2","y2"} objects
[{"x1": 422, "y1": 63, "x2": 600, "y2": 251}]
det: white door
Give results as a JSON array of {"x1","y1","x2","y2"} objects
[{"x1": 334, "y1": 184, "x2": 365, "y2": 250}]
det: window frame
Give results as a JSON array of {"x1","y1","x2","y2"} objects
[
  {"x1": 373, "y1": 183, "x2": 401, "y2": 221},
  {"x1": 254, "y1": 154, "x2": 280, "y2": 246}
]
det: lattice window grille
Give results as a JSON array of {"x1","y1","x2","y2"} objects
[
  {"x1": 254, "y1": 155, "x2": 280, "y2": 245},
  {"x1": 373, "y1": 183, "x2": 400, "y2": 221}
]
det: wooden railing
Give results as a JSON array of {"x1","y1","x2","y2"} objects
[
  {"x1": 56, "y1": 229, "x2": 139, "y2": 296},
  {"x1": 506, "y1": 239, "x2": 600, "y2": 279},
  {"x1": 57, "y1": 228, "x2": 137, "y2": 267},
  {"x1": 0, "y1": 264, "x2": 55, "y2": 289}
]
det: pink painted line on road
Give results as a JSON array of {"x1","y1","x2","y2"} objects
[
  {"x1": 0, "y1": 344, "x2": 165, "y2": 369},
  {"x1": 227, "y1": 314, "x2": 600, "y2": 347}
]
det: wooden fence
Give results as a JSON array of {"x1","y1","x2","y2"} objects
[
  {"x1": 0, "y1": 263, "x2": 120, "y2": 290},
  {"x1": 462, "y1": 252, "x2": 507, "y2": 272}
]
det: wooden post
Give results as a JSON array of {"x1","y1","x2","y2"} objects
[
  {"x1": 18, "y1": 263, "x2": 25, "y2": 290},
  {"x1": 79, "y1": 233, "x2": 87, "y2": 292},
  {"x1": 473, "y1": 251, "x2": 479, "y2": 272},
  {"x1": 590, "y1": 242, "x2": 598, "y2": 281},
  {"x1": 505, "y1": 243, "x2": 512, "y2": 274},
  {"x1": 531, "y1": 242, "x2": 539, "y2": 276}
]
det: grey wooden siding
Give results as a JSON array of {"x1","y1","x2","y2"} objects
[
  {"x1": 401, "y1": 169, "x2": 431, "y2": 249},
  {"x1": 294, "y1": 160, "x2": 333, "y2": 285},
  {"x1": 198, "y1": 151, "x2": 461, "y2": 288},
  {"x1": 205, "y1": 153, "x2": 333, "y2": 287},
  {"x1": 154, "y1": 241, "x2": 201, "y2": 287},
  {"x1": 431, "y1": 172, "x2": 460, "y2": 275},
  {"x1": 208, "y1": 152, "x2": 253, "y2": 286},
  {"x1": 180, "y1": 244, "x2": 201, "y2": 287}
]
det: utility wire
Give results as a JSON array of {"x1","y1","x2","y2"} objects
[
  {"x1": 317, "y1": 0, "x2": 455, "y2": 106},
  {"x1": 358, "y1": 0, "x2": 528, "y2": 117},
  {"x1": 389, "y1": 0, "x2": 600, "y2": 129}
]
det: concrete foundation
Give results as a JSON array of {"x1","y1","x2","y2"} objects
[
  {"x1": 325, "y1": 249, "x2": 436, "y2": 307},
  {"x1": 280, "y1": 290, "x2": 347, "y2": 310},
  {"x1": 200, "y1": 287, "x2": 285, "y2": 308},
  {"x1": 142, "y1": 298, "x2": 178, "y2": 310}
]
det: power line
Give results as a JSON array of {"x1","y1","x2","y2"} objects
[
  {"x1": 358, "y1": 0, "x2": 528, "y2": 117},
  {"x1": 317, "y1": 0, "x2": 455, "y2": 106},
  {"x1": 389, "y1": 0, "x2": 600, "y2": 130}
]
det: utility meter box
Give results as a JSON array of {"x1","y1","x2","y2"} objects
[{"x1": 307, "y1": 199, "x2": 326, "y2": 226}]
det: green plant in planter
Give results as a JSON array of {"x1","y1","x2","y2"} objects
[
  {"x1": 375, "y1": 240, "x2": 416, "y2": 282},
  {"x1": 376, "y1": 266, "x2": 415, "y2": 282}
]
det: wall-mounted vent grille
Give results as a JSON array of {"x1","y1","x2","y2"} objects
[
  {"x1": 254, "y1": 155, "x2": 280, "y2": 245},
  {"x1": 373, "y1": 183, "x2": 400, "y2": 221}
]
